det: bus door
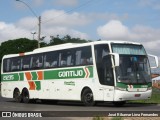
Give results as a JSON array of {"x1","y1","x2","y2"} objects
[
  {"x1": 94, "y1": 44, "x2": 115, "y2": 101},
  {"x1": 101, "y1": 56, "x2": 114, "y2": 101}
]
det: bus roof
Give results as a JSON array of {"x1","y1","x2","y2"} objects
[
  {"x1": 33, "y1": 43, "x2": 79, "y2": 52},
  {"x1": 2, "y1": 40, "x2": 142, "y2": 59},
  {"x1": 33, "y1": 40, "x2": 141, "y2": 52}
]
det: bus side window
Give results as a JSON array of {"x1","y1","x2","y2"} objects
[
  {"x1": 3, "y1": 59, "x2": 7, "y2": 72},
  {"x1": 74, "y1": 46, "x2": 93, "y2": 66},
  {"x1": 81, "y1": 46, "x2": 93, "y2": 65},
  {"x1": 31, "y1": 54, "x2": 43, "y2": 69},
  {"x1": 44, "y1": 61, "x2": 50, "y2": 68},
  {"x1": 51, "y1": 61, "x2": 57, "y2": 67},
  {"x1": 66, "y1": 50, "x2": 74, "y2": 66},
  {"x1": 44, "y1": 52, "x2": 51, "y2": 68},
  {"x1": 81, "y1": 57, "x2": 89, "y2": 65},
  {"x1": 44, "y1": 51, "x2": 59, "y2": 68},
  {"x1": 59, "y1": 52, "x2": 67, "y2": 67},
  {"x1": 3, "y1": 59, "x2": 11, "y2": 72},
  {"x1": 22, "y1": 55, "x2": 31, "y2": 70},
  {"x1": 51, "y1": 52, "x2": 58, "y2": 68},
  {"x1": 75, "y1": 50, "x2": 81, "y2": 65},
  {"x1": 10, "y1": 57, "x2": 21, "y2": 71}
]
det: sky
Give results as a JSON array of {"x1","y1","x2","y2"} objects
[{"x1": 0, "y1": 0, "x2": 160, "y2": 59}]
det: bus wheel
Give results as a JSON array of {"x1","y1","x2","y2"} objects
[
  {"x1": 82, "y1": 88, "x2": 95, "y2": 106},
  {"x1": 113, "y1": 101, "x2": 126, "y2": 107},
  {"x1": 13, "y1": 89, "x2": 22, "y2": 103},
  {"x1": 22, "y1": 89, "x2": 30, "y2": 103}
]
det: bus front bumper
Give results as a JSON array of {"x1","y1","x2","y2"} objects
[{"x1": 114, "y1": 89, "x2": 152, "y2": 101}]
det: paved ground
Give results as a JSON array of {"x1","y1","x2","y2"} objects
[{"x1": 0, "y1": 96, "x2": 160, "y2": 120}]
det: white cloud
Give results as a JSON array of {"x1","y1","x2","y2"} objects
[
  {"x1": 20, "y1": 9, "x2": 90, "y2": 39},
  {"x1": 42, "y1": 9, "x2": 90, "y2": 27},
  {"x1": 0, "y1": 22, "x2": 31, "y2": 42},
  {"x1": 97, "y1": 20, "x2": 160, "y2": 42},
  {"x1": 97, "y1": 20, "x2": 160, "y2": 57},
  {"x1": 16, "y1": 17, "x2": 38, "y2": 30},
  {"x1": 0, "y1": 9, "x2": 90, "y2": 43},
  {"x1": 43, "y1": 27, "x2": 89, "y2": 42},
  {"x1": 97, "y1": 20, "x2": 129, "y2": 40},
  {"x1": 130, "y1": 25, "x2": 160, "y2": 42},
  {"x1": 53, "y1": 0, "x2": 78, "y2": 7},
  {"x1": 0, "y1": 20, "x2": 89, "y2": 44}
]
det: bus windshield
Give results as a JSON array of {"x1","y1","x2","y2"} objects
[{"x1": 112, "y1": 44, "x2": 151, "y2": 84}]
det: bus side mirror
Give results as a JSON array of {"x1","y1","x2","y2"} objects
[
  {"x1": 110, "y1": 53, "x2": 119, "y2": 67},
  {"x1": 148, "y1": 54, "x2": 159, "y2": 69}
]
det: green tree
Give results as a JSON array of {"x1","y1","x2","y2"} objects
[
  {"x1": 49, "y1": 35, "x2": 65, "y2": 45},
  {"x1": 0, "y1": 38, "x2": 37, "y2": 58},
  {"x1": 49, "y1": 34, "x2": 89, "y2": 46},
  {"x1": 0, "y1": 38, "x2": 39, "y2": 82},
  {"x1": 62, "y1": 35, "x2": 89, "y2": 43}
]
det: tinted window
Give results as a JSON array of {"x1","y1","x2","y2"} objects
[
  {"x1": 10, "y1": 57, "x2": 22, "y2": 72},
  {"x1": 44, "y1": 51, "x2": 59, "y2": 68},
  {"x1": 59, "y1": 50, "x2": 74, "y2": 67},
  {"x1": 94, "y1": 44, "x2": 114, "y2": 86},
  {"x1": 3, "y1": 46, "x2": 93, "y2": 73},
  {"x1": 31, "y1": 54, "x2": 43, "y2": 70},
  {"x1": 75, "y1": 46, "x2": 93, "y2": 66},
  {"x1": 3, "y1": 58, "x2": 11, "y2": 72},
  {"x1": 22, "y1": 55, "x2": 31, "y2": 70}
]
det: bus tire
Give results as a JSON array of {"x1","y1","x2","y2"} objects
[
  {"x1": 81, "y1": 88, "x2": 95, "y2": 106},
  {"x1": 13, "y1": 88, "x2": 22, "y2": 103},
  {"x1": 113, "y1": 101, "x2": 126, "y2": 107},
  {"x1": 22, "y1": 89, "x2": 30, "y2": 103}
]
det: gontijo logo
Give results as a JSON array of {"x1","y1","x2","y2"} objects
[
  {"x1": 58, "y1": 67, "x2": 91, "y2": 78},
  {"x1": 58, "y1": 70, "x2": 83, "y2": 78}
]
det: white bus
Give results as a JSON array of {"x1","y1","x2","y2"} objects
[{"x1": 1, "y1": 41, "x2": 158, "y2": 106}]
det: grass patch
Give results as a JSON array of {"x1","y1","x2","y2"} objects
[
  {"x1": 93, "y1": 116, "x2": 104, "y2": 120},
  {"x1": 129, "y1": 87, "x2": 160, "y2": 104},
  {"x1": 93, "y1": 116, "x2": 124, "y2": 120},
  {"x1": 111, "y1": 117, "x2": 124, "y2": 120}
]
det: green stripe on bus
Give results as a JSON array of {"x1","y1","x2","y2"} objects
[
  {"x1": 1, "y1": 66, "x2": 94, "y2": 82},
  {"x1": 31, "y1": 72, "x2": 38, "y2": 80},
  {"x1": 19, "y1": 73, "x2": 24, "y2": 80},
  {"x1": 44, "y1": 66, "x2": 93, "y2": 80},
  {"x1": 35, "y1": 81, "x2": 41, "y2": 90},
  {"x1": 87, "y1": 66, "x2": 93, "y2": 78},
  {"x1": 1, "y1": 73, "x2": 24, "y2": 82}
]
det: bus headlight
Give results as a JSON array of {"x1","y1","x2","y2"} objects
[{"x1": 115, "y1": 87, "x2": 126, "y2": 91}]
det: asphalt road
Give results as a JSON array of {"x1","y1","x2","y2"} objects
[{"x1": 0, "y1": 96, "x2": 160, "y2": 119}]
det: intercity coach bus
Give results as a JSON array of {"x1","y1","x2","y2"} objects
[{"x1": 1, "y1": 41, "x2": 158, "y2": 106}]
